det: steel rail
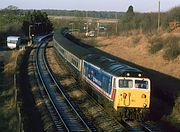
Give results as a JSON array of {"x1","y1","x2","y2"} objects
[
  {"x1": 140, "y1": 121, "x2": 161, "y2": 132},
  {"x1": 43, "y1": 42, "x2": 92, "y2": 132},
  {"x1": 36, "y1": 42, "x2": 69, "y2": 131},
  {"x1": 36, "y1": 42, "x2": 92, "y2": 131}
]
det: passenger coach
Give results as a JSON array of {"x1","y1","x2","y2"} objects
[{"x1": 53, "y1": 28, "x2": 88, "y2": 76}]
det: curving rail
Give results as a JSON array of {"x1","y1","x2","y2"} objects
[
  {"x1": 140, "y1": 121, "x2": 161, "y2": 132},
  {"x1": 120, "y1": 119, "x2": 143, "y2": 131},
  {"x1": 35, "y1": 42, "x2": 93, "y2": 131},
  {"x1": 121, "y1": 119, "x2": 161, "y2": 132}
]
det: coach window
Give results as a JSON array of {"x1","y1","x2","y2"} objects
[
  {"x1": 71, "y1": 58, "x2": 78, "y2": 67},
  {"x1": 119, "y1": 79, "x2": 133, "y2": 88},
  {"x1": 61, "y1": 49, "x2": 64, "y2": 54}
]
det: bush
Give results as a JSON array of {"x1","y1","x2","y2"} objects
[
  {"x1": 132, "y1": 36, "x2": 141, "y2": 44},
  {"x1": 163, "y1": 36, "x2": 180, "y2": 60},
  {"x1": 149, "y1": 35, "x2": 180, "y2": 60},
  {"x1": 165, "y1": 35, "x2": 179, "y2": 47},
  {"x1": 163, "y1": 46, "x2": 180, "y2": 60},
  {"x1": 162, "y1": 6, "x2": 180, "y2": 29},
  {"x1": 149, "y1": 37, "x2": 164, "y2": 54}
]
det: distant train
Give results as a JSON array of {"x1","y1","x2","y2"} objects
[
  {"x1": 7, "y1": 36, "x2": 21, "y2": 49},
  {"x1": 33, "y1": 34, "x2": 53, "y2": 44},
  {"x1": 53, "y1": 28, "x2": 151, "y2": 120}
]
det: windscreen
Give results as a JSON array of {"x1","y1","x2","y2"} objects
[
  {"x1": 135, "y1": 80, "x2": 148, "y2": 89},
  {"x1": 119, "y1": 79, "x2": 133, "y2": 88}
]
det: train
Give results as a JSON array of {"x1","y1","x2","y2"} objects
[
  {"x1": 7, "y1": 36, "x2": 21, "y2": 49},
  {"x1": 53, "y1": 28, "x2": 151, "y2": 120}
]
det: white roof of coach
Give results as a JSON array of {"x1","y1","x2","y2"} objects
[{"x1": 7, "y1": 36, "x2": 20, "y2": 41}]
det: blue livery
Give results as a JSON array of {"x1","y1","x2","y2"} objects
[{"x1": 83, "y1": 61, "x2": 113, "y2": 100}]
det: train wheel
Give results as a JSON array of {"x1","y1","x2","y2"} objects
[
  {"x1": 140, "y1": 109, "x2": 149, "y2": 121},
  {"x1": 138, "y1": 112, "x2": 143, "y2": 121},
  {"x1": 129, "y1": 109, "x2": 135, "y2": 120},
  {"x1": 119, "y1": 108, "x2": 126, "y2": 119},
  {"x1": 126, "y1": 109, "x2": 132, "y2": 119},
  {"x1": 118, "y1": 112, "x2": 123, "y2": 120}
]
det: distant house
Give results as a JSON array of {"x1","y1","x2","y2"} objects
[{"x1": 7, "y1": 36, "x2": 20, "y2": 49}]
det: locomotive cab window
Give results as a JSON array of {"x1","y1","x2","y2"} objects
[
  {"x1": 119, "y1": 79, "x2": 133, "y2": 88},
  {"x1": 135, "y1": 80, "x2": 148, "y2": 89}
]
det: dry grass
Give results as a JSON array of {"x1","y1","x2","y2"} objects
[
  {"x1": 94, "y1": 32, "x2": 180, "y2": 79},
  {"x1": 0, "y1": 50, "x2": 21, "y2": 132},
  {"x1": 3, "y1": 51, "x2": 19, "y2": 73}
]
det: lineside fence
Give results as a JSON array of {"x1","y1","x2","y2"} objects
[{"x1": 15, "y1": 49, "x2": 25, "y2": 132}]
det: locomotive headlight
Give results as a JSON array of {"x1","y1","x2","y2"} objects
[
  {"x1": 143, "y1": 103, "x2": 147, "y2": 107},
  {"x1": 138, "y1": 73, "x2": 142, "y2": 77},
  {"x1": 141, "y1": 94, "x2": 146, "y2": 98},
  {"x1": 127, "y1": 73, "x2": 130, "y2": 76}
]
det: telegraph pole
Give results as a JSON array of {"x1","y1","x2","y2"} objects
[
  {"x1": 69, "y1": 23, "x2": 74, "y2": 34},
  {"x1": 115, "y1": 12, "x2": 118, "y2": 34},
  {"x1": 157, "y1": 0, "x2": 160, "y2": 32},
  {"x1": 28, "y1": 25, "x2": 33, "y2": 46},
  {"x1": 86, "y1": 12, "x2": 88, "y2": 33}
]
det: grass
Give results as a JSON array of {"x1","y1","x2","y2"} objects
[
  {"x1": 0, "y1": 74, "x2": 18, "y2": 132},
  {"x1": 0, "y1": 51, "x2": 21, "y2": 132},
  {"x1": 132, "y1": 36, "x2": 141, "y2": 45}
]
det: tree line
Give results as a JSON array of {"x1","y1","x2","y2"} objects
[
  {"x1": 1, "y1": 5, "x2": 179, "y2": 45},
  {"x1": 22, "y1": 10, "x2": 53, "y2": 36},
  {"x1": 118, "y1": 6, "x2": 180, "y2": 33},
  {"x1": 50, "y1": 6, "x2": 180, "y2": 36},
  {"x1": 41, "y1": 9, "x2": 124, "y2": 19}
]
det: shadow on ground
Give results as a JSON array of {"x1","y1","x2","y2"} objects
[{"x1": 18, "y1": 47, "x2": 44, "y2": 132}]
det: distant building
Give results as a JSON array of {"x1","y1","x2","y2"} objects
[{"x1": 85, "y1": 31, "x2": 95, "y2": 37}]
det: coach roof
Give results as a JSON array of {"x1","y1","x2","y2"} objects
[
  {"x1": 84, "y1": 54, "x2": 144, "y2": 77},
  {"x1": 54, "y1": 28, "x2": 89, "y2": 59}
]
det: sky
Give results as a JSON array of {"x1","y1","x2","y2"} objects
[{"x1": 1, "y1": 0, "x2": 180, "y2": 12}]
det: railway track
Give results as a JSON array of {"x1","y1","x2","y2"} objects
[
  {"x1": 121, "y1": 119, "x2": 161, "y2": 132},
  {"x1": 140, "y1": 121, "x2": 162, "y2": 132},
  {"x1": 46, "y1": 44, "x2": 125, "y2": 131},
  {"x1": 34, "y1": 40, "x2": 163, "y2": 131},
  {"x1": 53, "y1": 33, "x2": 165, "y2": 131},
  {"x1": 35, "y1": 42, "x2": 94, "y2": 131}
]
